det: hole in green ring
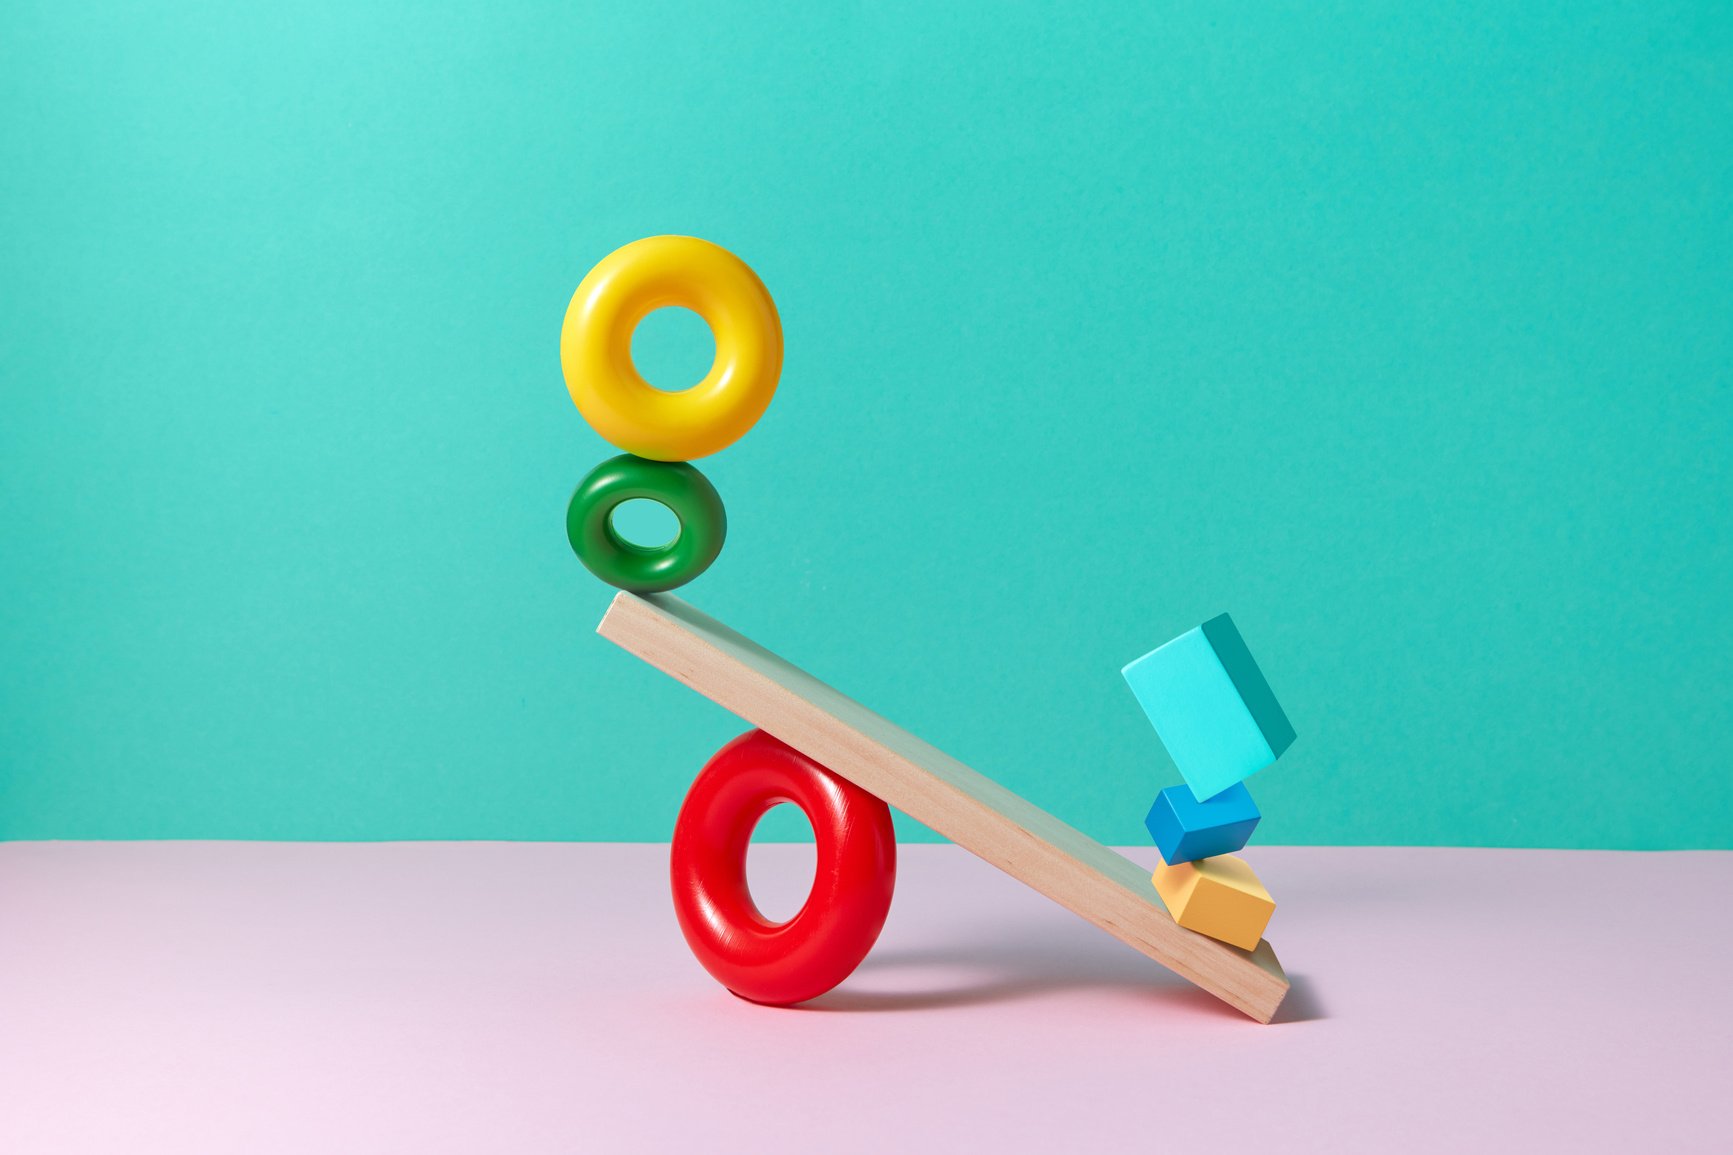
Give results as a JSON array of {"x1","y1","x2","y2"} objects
[{"x1": 608, "y1": 497, "x2": 681, "y2": 551}]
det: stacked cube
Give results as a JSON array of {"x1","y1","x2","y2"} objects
[{"x1": 1122, "y1": 614, "x2": 1295, "y2": 951}]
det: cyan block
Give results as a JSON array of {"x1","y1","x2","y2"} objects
[
  {"x1": 1122, "y1": 613, "x2": 1295, "y2": 801},
  {"x1": 1144, "y1": 783, "x2": 1261, "y2": 865}
]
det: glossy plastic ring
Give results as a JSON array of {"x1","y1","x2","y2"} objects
[
  {"x1": 670, "y1": 730, "x2": 897, "y2": 1006},
  {"x1": 561, "y1": 235, "x2": 782, "y2": 461},
  {"x1": 566, "y1": 454, "x2": 726, "y2": 593}
]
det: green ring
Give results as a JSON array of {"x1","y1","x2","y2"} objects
[{"x1": 566, "y1": 454, "x2": 727, "y2": 593}]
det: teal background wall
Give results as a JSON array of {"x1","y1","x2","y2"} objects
[{"x1": 3, "y1": 1, "x2": 1729, "y2": 847}]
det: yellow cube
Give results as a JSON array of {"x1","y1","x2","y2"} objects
[{"x1": 1151, "y1": 854, "x2": 1274, "y2": 950}]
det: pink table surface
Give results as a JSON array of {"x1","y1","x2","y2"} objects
[{"x1": 1, "y1": 842, "x2": 1728, "y2": 1153}]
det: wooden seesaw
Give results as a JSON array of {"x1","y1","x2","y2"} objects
[{"x1": 599, "y1": 591, "x2": 1290, "y2": 1023}]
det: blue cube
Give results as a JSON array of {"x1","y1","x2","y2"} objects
[
  {"x1": 1122, "y1": 613, "x2": 1295, "y2": 801},
  {"x1": 1144, "y1": 783, "x2": 1261, "y2": 865}
]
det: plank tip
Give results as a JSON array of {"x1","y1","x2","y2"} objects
[
  {"x1": 596, "y1": 590, "x2": 637, "y2": 638},
  {"x1": 1244, "y1": 938, "x2": 1289, "y2": 1023}
]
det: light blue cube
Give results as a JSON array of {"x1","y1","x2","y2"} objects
[
  {"x1": 1144, "y1": 783, "x2": 1261, "y2": 865},
  {"x1": 1122, "y1": 613, "x2": 1295, "y2": 801}
]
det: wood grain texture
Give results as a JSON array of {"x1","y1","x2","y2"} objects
[{"x1": 597, "y1": 592, "x2": 1290, "y2": 1023}]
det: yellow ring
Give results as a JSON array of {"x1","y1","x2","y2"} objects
[{"x1": 561, "y1": 236, "x2": 783, "y2": 461}]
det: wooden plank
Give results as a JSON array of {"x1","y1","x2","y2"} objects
[{"x1": 597, "y1": 592, "x2": 1290, "y2": 1023}]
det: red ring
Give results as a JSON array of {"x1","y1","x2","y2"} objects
[{"x1": 670, "y1": 729, "x2": 897, "y2": 1005}]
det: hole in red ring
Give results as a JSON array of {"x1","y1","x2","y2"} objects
[{"x1": 744, "y1": 802, "x2": 817, "y2": 924}]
